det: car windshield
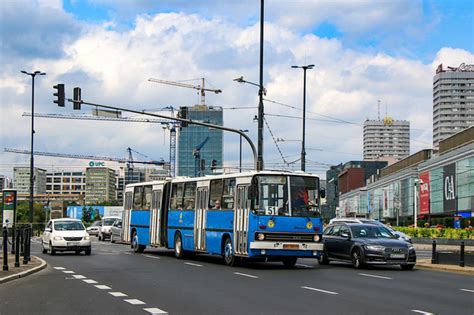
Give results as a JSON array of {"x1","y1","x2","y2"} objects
[
  {"x1": 350, "y1": 225, "x2": 396, "y2": 239},
  {"x1": 103, "y1": 218, "x2": 117, "y2": 225},
  {"x1": 54, "y1": 221, "x2": 85, "y2": 231}
]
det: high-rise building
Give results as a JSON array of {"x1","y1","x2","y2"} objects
[
  {"x1": 13, "y1": 167, "x2": 47, "y2": 195},
  {"x1": 177, "y1": 105, "x2": 223, "y2": 177},
  {"x1": 433, "y1": 63, "x2": 474, "y2": 149},
  {"x1": 46, "y1": 171, "x2": 86, "y2": 196},
  {"x1": 363, "y1": 117, "x2": 410, "y2": 162},
  {"x1": 85, "y1": 167, "x2": 116, "y2": 205}
]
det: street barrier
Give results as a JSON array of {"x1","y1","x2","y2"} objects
[
  {"x1": 460, "y1": 241, "x2": 465, "y2": 267},
  {"x1": 2, "y1": 227, "x2": 8, "y2": 271},
  {"x1": 431, "y1": 240, "x2": 437, "y2": 264},
  {"x1": 432, "y1": 239, "x2": 472, "y2": 267},
  {"x1": 14, "y1": 229, "x2": 20, "y2": 268}
]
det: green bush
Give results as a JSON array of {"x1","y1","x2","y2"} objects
[{"x1": 393, "y1": 226, "x2": 474, "y2": 239}]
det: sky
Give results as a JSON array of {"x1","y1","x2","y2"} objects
[{"x1": 1, "y1": 0, "x2": 473, "y2": 180}]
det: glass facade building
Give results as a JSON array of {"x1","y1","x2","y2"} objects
[{"x1": 177, "y1": 105, "x2": 223, "y2": 177}]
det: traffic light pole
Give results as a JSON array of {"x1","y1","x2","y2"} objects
[{"x1": 64, "y1": 98, "x2": 258, "y2": 171}]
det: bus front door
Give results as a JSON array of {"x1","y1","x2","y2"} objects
[
  {"x1": 194, "y1": 187, "x2": 208, "y2": 252},
  {"x1": 150, "y1": 189, "x2": 163, "y2": 247},
  {"x1": 234, "y1": 185, "x2": 249, "y2": 256}
]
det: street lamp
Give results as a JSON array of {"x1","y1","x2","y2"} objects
[
  {"x1": 21, "y1": 70, "x2": 46, "y2": 224},
  {"x1": 413, "y1": 178, "x2": 424, "y2": 228},
  {"x1": 276, "y1": 137, "x2": 299, "y2": 143},
  {"x1": 291, "y1": 64, "x2": 314, "y2": 172},
  {"x1": 239, "y1": 129, "x2": 249, "y2": 172}
]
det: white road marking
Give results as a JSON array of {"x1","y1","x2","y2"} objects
[
  {"x1": 411, "y1": 310, "x2": 433, "y2": 315},
  {"x1": 95, "y1": 285, "x2": 111, "y2": 290},
  {"x1": 296, "y1": 264, "x2": 314, "y2": 268},
  {"x1": 144, "y1": 307, "x2": 168, "y2": 314},
  {"x1": 63, "y1": 271, "x2": 75, "y2": 274},
  {"x1": 54, "y1": 267, "x2": 65, "y2": 270},
  {"x1": 301, "y1": 286, "x2": 338, "y2": 295},
  {"x1": 83, "y1": 279, "x2": 98, "y2": 284},
  {"x1": 109, "y1": 292, "x2": 128, "y2": 297},
  {"x1": 72, "y1": 275, "x2": 86, "y2": 279},
  {"x1": 460, "y1": 289, "x2": 474, "y2": 293},
  {"x1": 184, "y1": 262, "x2": 203, "y2": 267},
  {"x1": 145, "y1": 255, "x2": 161, "y2": 260},
  {"x1": 124, "y1": 299, "x2": 146, "y2": 305},
  {"x1": 358, "y1": 273, "x2": 393, "y2": 280},
  {"x1": 123, "y1": 252, "x2": 132, "y2": 255},
  {"x1": 233, "y1": 272, "x2": 258, "y2": 279}
]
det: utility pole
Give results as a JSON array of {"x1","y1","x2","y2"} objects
[{"x1": 257, "y1": 0, "x2": 265, "y2": 171}]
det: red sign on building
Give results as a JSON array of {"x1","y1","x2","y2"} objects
[{"x1": 419, "y1": 172, "x2": 430, "y2": 215}]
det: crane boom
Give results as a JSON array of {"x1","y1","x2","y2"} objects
[
  {"x1": 4, "y1": 148, "x2": 165, "y2": 166},
  {"x1": 22, "y1": 112, "x2": 171, "y2": 124},
  {"x1": 148, "y1": 78, "x2": 222, "y2": 105}
]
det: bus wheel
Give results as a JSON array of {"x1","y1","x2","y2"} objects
[
  {"x1": 282, "y1": 257, "x2": 298, "y2": 268},
  {"x1": 132, "y1": 231, "x2": 145, "y2": 253},
  {"x1": 223, "y1": 237, "x2": 236, "y2": 266},
  {"x1": 174, "y1": 232, "x2": 184, "y2": 259}
]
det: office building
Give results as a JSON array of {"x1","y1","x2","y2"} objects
[
  {"x1": 13, "y1": 167, "x2": 47, "y2": 195},
  {"x1": 46, "y1": 171, "x2": 86, "y2": 196},
  {"x1": 363, "y1": 117, "x2": 410, "y2": 162},
  {"x1": 85, "y1": 167, "x2": 116, "y2": 205},
  {"x1": 177, "y1": 105, "x2": 223, "y2": 177},
  {"x1": 433, "y1": 63, "x2": 474, "y2": 149}
]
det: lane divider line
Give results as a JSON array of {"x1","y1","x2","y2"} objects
[
  {"x1": 358, "y1": 273, "x2": 393, "y2": 280},
  {"x1": 411, "y1": 310, "x2": 434, "y2": 315},
  {"x1": 124, "y1": 299, "x2": 146, "y2": 305},
  {"x1": 83, "y1": 279, "x2": 98, "y2": 284},
  {"x1": 296, "y1": 264, "x2": 314, "y2": 268},
  {"x1": 73, "y1": 275, "x2": 86, "y2": 279},
  {"x1": 301, "y1": 286, "x2": 338, "y2": 295},
  {"x1": 54, "y1": 267, "x2": 66, "y2": 270},
  {"x1": 233, "y1": 272, "x2": 258, "y2": 279},
  {"x1": 145, "y1": 255, "x2": 161, "y2": 260},
  {"x1": 95, "y1": 285, "x2": 112, "y2": 290},
  {"x1": 110, "y1": 292, "x2": 128, "y2": 297},
  {"x1": 460, "y1": 289, "x2": 474, "y2": 293},
  {"x1": 144, "y1": 307, "x2": 168, "y2": 314},
  {"x1": 63, "y1": 271, "x2": 75, "y2": 274},
  {"x1": 184, "y1": 262, "x2": 203, "y2": 267}
]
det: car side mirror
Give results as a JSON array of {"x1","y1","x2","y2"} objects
[
  {"x1": 341, "y1": 232, "x2": 350, "y2": 239},
  {"x1": 45, "y1": 228, "x2": 52, "y2": 233}
]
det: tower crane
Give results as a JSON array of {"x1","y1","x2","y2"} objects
[
  {"x1": 193, "y1": 137, "x2": 209, "y2": 177},
  {"x1": 148, "y1": 77, "x2": 222, "y2": 106}
]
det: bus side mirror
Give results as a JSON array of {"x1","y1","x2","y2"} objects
[{"x1": 319, "y1": 188, "x2": 326, "y2": 199}]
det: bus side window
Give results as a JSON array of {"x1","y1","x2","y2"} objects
[
  {"x1": 143, "y1": 185, "x2": 152, "y2": 210},
  {"x1": 209, "y1": 179, "x2": 223, "y2": 209},
  {"x1": 125, "y1": 192, "x2": 133, "y2": 210},
  {"x1": 183, "y1": 182, "x2": 197, "y2": 210},
  {"x1": 222, "y1": 178, "x2": 236, "y2": 210},
  {"x1": 170, "y1": 183, "x2": 184, "y2": 209},
  {"x1": 133, "y1": 186, "x2": 143, "y2": 209}
]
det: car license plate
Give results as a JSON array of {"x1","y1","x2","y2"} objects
[
  {"x1": 283, "y1": 244, "x2": 299, "y2": 249},
  {"x1": 390, "y1": 253, "x2": 405, "y2": 259},
  {"x1": 67, "y1": 242, "x2": 80, "y2": 246}
]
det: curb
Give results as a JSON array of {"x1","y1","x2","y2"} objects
[
  {"x1": 0, "y1": 256, "x2": 47, "y2": 284},
  {"x1": 415, "y1": 259, "x2": 474, "y2": 275}
]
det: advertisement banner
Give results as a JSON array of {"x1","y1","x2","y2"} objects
[
  {"x1": 2, "y1": 190, "x2": 17, "y2": 227},
  {"x1": 419, "y1": 172, "x2": 430, "y2": 215},
  {"x1": 443, "y1": 163, "x2": 456, "y2": 213}
]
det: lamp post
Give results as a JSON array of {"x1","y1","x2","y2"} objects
[
  {"x1": 239, "y1": 129, "x2": 249, "y2": 172},
  {"x1": 291, "y1": 64, "x2": 314, "y2": 172},
  {"x1": 257, "y1": 0, "x2": 265, "y2": 171},
  {"x1": 21, "y1": 70, "x2": 46, "y2": 225}
]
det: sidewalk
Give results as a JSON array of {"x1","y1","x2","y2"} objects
[{"x1": 0, "y1": 255, "x2": 47, "y2": 284}]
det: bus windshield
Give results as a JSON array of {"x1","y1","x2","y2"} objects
[{"x1": 251, "y1": 175, "x2": 320, "y2": 217}]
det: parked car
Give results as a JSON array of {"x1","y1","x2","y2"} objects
[
  {"x1": 86, "y1": 220, "x2": 101, "y2": 236},
  {"x1": 98, "y1": 216, "x2": 121, "y2": 241},
  {"x1": 110, "y1": 219, "x2": 123, "y2": 243},
  {"x1": 42, "y1": 219, "x2": 91, "y2": 255},
  {"x1": 320, "y1": 222, "x2": 416, "y2": 270},
  {"x1": 329, "y1": 217, "x2": 412, "y2": 243}
]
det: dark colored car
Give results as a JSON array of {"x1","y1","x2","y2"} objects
[{"x1": 319, "y1": 223, "x2": 416, "y2": 270}]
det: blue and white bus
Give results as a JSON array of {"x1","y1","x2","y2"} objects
[{"x1": 122, "y1": 171, "x2": 325, "y2": 267}]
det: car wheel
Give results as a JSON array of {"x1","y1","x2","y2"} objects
[
  {"x1": 223, "y1": 237, "x2": 236, "y2": 266},
  {"x1": 318, "y1": 252, "x2": 330, "y2": 265},
  {"x1": 85, "y1": 249, "x2": 91, "y2": 256},
  {"x1": 282, "y1": 257, "x2": 298, "y2": 268},
  {"x1": 132, "y1": 231, "x2": 145, "y2": 253},
  {"x1": 48, "y1": 243, "x2": 56, "y2": 255},
  {"x1": 401, "y1": 264, "x2": 415, "y2": 270},
  {"x1": 174, "y1": 232, "x2": 185, "y2": 259},
  {"x1": 98, "y1": 234, "x2": 102, "y2": 241},
  {"x1": 352, "y1": 248, "x2": 364, "y2": 269}
]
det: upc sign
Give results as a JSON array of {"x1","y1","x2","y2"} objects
[{"x1": 89, "y1": 161, "x2": 105, "y2": 167}]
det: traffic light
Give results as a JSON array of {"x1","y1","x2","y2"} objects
[
  {"x1": 179, "y1": 106, "x2": 188, "y2": 127},
  {"x1": 73, "y1": 87, "x2": 81, "y2": 110},
  {"x1": 53, "y1": 84, "x2": 65, "y2": 107}
]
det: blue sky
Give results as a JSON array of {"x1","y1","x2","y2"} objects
[{"x1": 0, "y1": 0, "x2": 473, "y2": 178}]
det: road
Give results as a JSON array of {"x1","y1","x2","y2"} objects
[{"x1": 1, "y1": 238, "x2": 473, "y2": 315}]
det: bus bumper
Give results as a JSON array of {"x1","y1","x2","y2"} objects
[{"x1": 249, "y1": 241, "x2": 323, "y2": 251}]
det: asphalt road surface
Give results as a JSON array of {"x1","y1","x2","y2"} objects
[{"x1": 1, "y1": 238, "x2": 473, "y2": 315}]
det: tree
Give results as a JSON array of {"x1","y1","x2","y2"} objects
[{"x1": 82, "y1": 206, "x2": 92, "y2": 224}]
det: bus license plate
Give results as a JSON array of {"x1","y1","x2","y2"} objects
[
  {"x1": 283, "y1": 244, "x2": 299, "y2": 249},
  {"x1": 67, "y1": 242, "x2": 80, "y2": 247},
  {"x1": 390, "y1": 254, "x2": 405, "y2": 259}
]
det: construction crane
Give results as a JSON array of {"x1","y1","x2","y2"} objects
[
  {"x1": 148, "y1": 77, "x2": 222, "y2": 106},
  {"x1": 193, "y1": 137, "x2": 209, "y2": 177},
  {"x1": 4, "y1": 148, "x2": 165, "y2": 168}
]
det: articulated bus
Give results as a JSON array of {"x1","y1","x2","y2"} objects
[{"x1": 122, "y1": 171, "x2": 325, "y2": 267}]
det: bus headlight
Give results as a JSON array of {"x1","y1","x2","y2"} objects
[
  {"x1": 313, "y1": 234, "x2": 321, "y2": 242},
  {"x1": 257, "y1": 233, "x2": 265, "y2": 241}
]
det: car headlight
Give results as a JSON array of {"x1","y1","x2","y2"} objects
[
  {"x1": 365, "y1": 245, "x2": 385, "y2": 251},
  {"x1": 53, "y1": 236, "x2": 63, "y2": 241},
  {"x1": 84, "y1": 235, "x2": 90, "y2": 240},
  {"x1": 408, "y1": 245, "x2": 415, "y2": 251}
]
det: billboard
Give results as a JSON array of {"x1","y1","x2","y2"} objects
[
  {"x1": 443, "y1": 163, "x2": 456, "y2": 213},
  {"x1": 419, "y1": 172, "x2": 430, "y2": 215}
]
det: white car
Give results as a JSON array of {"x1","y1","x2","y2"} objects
[
  {"x1": 42, "y1": 219, "x2": 92, "y2": 255},
  {"x1": 328, "y1": 218, "x2": 412, "y2": 243},
  {"x1": 98, "y1": 216, "x2": 121, "y2": 241},
  {"x1": 86, "y1": 220, "x2": 101, "y2": 236}
]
